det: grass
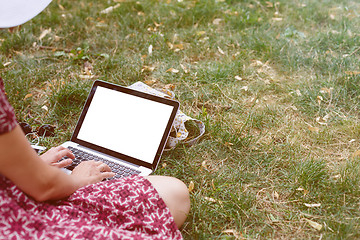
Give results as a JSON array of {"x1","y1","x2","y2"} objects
[{"x1": 1, "y1": 0, "x2": 360, "y2": 238}]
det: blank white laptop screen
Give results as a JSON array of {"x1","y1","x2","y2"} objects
[{"x1": 77, "y1": 86, "x2": 175, "y2": 164}]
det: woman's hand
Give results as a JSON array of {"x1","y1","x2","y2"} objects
[
  {"x1": 71, "y1": 160, "x2": 115, "y2": 186},
  {"x1": 40, "y1": 146, "x2": 75, "y2": 168}
]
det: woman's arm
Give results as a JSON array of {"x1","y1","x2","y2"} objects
[{"x1": 0, "y1": 125, "x2": 114, "y2": 202}]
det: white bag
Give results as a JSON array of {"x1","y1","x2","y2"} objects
[{"x1": 128, "y1": 82, "x2": 205, "y2": 150}]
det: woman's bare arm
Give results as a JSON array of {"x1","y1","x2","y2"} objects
[{"x1": 0, "y1": 125, "x2": 114, "y2": 201}]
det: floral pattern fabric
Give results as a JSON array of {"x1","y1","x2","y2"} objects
[
  {"x1": 0, "y1": 78, "x2": 17, "y2": 134},
  {"x1": 0, "y1": 78, "x2": 182, "y2": 240}
]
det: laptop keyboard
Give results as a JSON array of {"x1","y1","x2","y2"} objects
[{"x1": 64, "y1": 146, "x2": 141, "y2": 179}]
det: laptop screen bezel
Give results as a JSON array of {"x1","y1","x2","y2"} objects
[{"x1": 70, "y1": 80, "x2": 179, "y2": 170}]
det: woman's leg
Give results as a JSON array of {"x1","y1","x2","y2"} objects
[{"x1": 145, "y1": 176, "x2": 190, "y2": 228}]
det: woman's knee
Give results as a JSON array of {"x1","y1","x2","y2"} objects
[{"x1": 145, "y1": 175, "x2": 190, "y2": 227}]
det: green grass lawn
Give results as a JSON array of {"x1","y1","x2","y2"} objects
[{"x1": 1, "y1": 0, "x2": 360, "y2": 239}]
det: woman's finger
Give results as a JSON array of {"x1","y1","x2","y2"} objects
[
  {"x1": 98, "y1": 163, "x2": 112, "y2": 172},
  {"x1": 57, "y1": 148, "x2": 75, "y2": 160},
  {"x1": 101, "y1": 171, "x2": 115, "y2": 179},
  {"x1": 53, "y1": 158, "x2": 73, "y2": 168}
]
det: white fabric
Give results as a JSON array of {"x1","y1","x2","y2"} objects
[{"x1": 0, "y1": 0, "x2": 52, "y2": 28}]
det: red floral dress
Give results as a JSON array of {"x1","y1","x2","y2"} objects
[{"x1": 0, "y1": 78, "x2": 182, "y2": 240}]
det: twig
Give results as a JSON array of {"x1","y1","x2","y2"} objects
[{"x1": 38, "y1": 45, "x2": 72, "y2": 53}]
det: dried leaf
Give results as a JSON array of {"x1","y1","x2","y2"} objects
[
  {"x1": 79, "y1": 74, "x2": 95, "y2": 79},
  {"x1": 345, "y1": 71, "x2": 360, "y2": 75},
  {"x1": 144, "y1": 79, "x2": 157, "y2": 85},
  {"x1": 148, "y1": 44, "x2": 153, "y2": 55},
  {"x1": 305, "y1": 219, "x2": 323, "y2": 231},
  {"x1": 265, "y1": 1, "x2": 273, "y2": 7},
  {"x1": 164, "y1": 84, "x2": 175, "y2": 91},
  {"x1": 304, "y1": 203, "x2": 321, "y2": 208},
  {"x1": 211, "y1": 179, "x2": 216, "y2": 190},
  {"x1": 317, "y1": 95, "x2": 323, "y2": 104},
  {"x1": 234, "y1": 75, "x2": 242, "y2": 81},
  {"x1": 166, "y1": 68, "x2": 179, "y2": 73},
  {"x1": 39, "y1": 28, "x2": 51, "y2": 41},
  {"x1": 167, "y1": 42, "x2": 174, "y2": 49},
  {"x1": 100, "y1": 3, "x2": 120, "y2": 14},
  {"x1": 3, "y1": 62, "x2": 11, "y2": 67},
  {"x1": 295, "y1": 89, "x2": 302, "y2": 96},
  {"x1": 204, "y1": 197, "x2": 216, "y2": 203},
  {"x1": 212, "y1": 18, "x2": 222, "y2": 25},
  {"x1": 141, "y1": 66, "x2": 155, "y2": 72},
  {"x1": 320, "y1": 87, "x2": 333, "y2": 95},
  {"x1": 352, "y1": 150, "x2": 360, "y2": 157},
  {"x1": 217, "y1": 46, "x2": 225, "y2": 55},
  {"x1": 272, "y1": 17, "x2": 283, "y2": 21},
  {"x1": 222, "y1": 229, "x2": 241, "y2": 239},
  {"x1": 173, "y1": 43, "x2": 184, "y2": 50},
  {"x1": 201, "y1": 160, "x2": 208, "y2": 170},
  {"x1": 188, "y1": 181, "x2": 194, "y2": 192},
  {"x1": 316, "y1": 117, "x2": 327, "y2": 126},
  {"x1": 180, "y1": 64, "x2": 189, "y2": 73},
  {"x1": 240, "y1": 86, "x2": 248, "y2": 91},
  {"x1": 308, "y1": 126, "x2": 320, "y2": 133},
  {"x1": 273, "y1": 191, "x2": 279, "y2": 199},
  {"x1": 41, "y1": 105, "x2": 49, "y2": 111},
  {"x1": 24, "y1": 93, "x2": 33, "y2": 100}
]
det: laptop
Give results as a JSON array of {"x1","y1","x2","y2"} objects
[{"x1": 61, "y1": 80, "x2": 179, "y2": 179}]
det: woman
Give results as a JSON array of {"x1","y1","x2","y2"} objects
[{"x1": 0, "y1": 1, "x2": 190, "y2": 239}]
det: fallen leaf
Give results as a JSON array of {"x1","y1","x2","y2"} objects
[
  {"x1": 144, "y1": 79, "x2": 157, "y2": 85},
  {"x1": 240, "y1": 86, "x2": 249, "y2": 91},
  {"x1": 188, "y1": 181, "x2": 194, "y2": 192},
  {"x1": 234, "y1": 75, "x2": 242, "y2": 81},
  {"x1": 164, "y1": 84, "x2": 175, "y2": 91},
  {"x1": 217, "y1": 46, "x2": 225, "y2": 55},
  {"x1": 316, "y1": 117, "x2": 327, "y2": 125},
  {"x1": 273, "y1": 191, "x2": 279, "y2": 199},
  {"x1": 39, "y1": 28, "x2": 51, "y2": 41},
  {"x1": 265, "y1": 1, "x2": 273, "y2": 7},
  {"x1": 305, "y1": 219, "x2": 322, "y2": 231},
  {"x1": 212, "y1": 18, "x2": 222, "y2": 25},
  {"x1": 295, "y1": 89, "x2": 302, "y2": 96},
  {"x1": 250, "y1": 60, "x2": 264, "y2": 67},
  {"x1": 308, "y1": 126, "x2": 320, "y2": 133},
  {"x1": 272, "y1": 17, "x2": 283, "y2": 21},
  {"x1": 41, "y1": 105, "x2": 49, "y2": 111},
  {"x1": 58, "y1": 4, "x2": 65, "y2": 10},
  {"x1": 222, "y1": 229, "x2": 241, "y2": 239},
  {"x1": 180, "y1": 64, "x2": 189, "y2": 73},
  {"x1": 3, "y1": 62, "x2": 11, "y2": 67},
  {"x1": 352, "y1": 150, "x2": 360, "y2": 157},
  {"x1": 211, "y1": 179, "x2": 216, "y2": 190},
  {"x1": 166, "y1": 68, "x2": 179, "y2": 73},
  {"x1": 100, "y1": 3, "x2": 120, "y2": 14},
  {"x1": 141, "y1": 65, "x2": 155, "y2": 72},
  {"x1": 79, "y1": 75, "x2": 95, "y2": 79},
  {"x1": 320, "y1": 87, "x2": 332, "y2": 95},
  {"x1": 317, "y1": 95, "x2": 323, "y2": 104},
  {"x1": 304, "y1": 203, "x2": 321, "y2": 208},
  {"x1": 201, "y1": 160, "x2": 208, "y2": 171},
  {"x1": 173, "y1": 43, "x2": 184, "y2": 50},
  {"x1": 24, "y1": 93, "x2": 33, "y2": 100},
  {"x1": 148, "y1": 45, "x2": 153, "y2": 55}
]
